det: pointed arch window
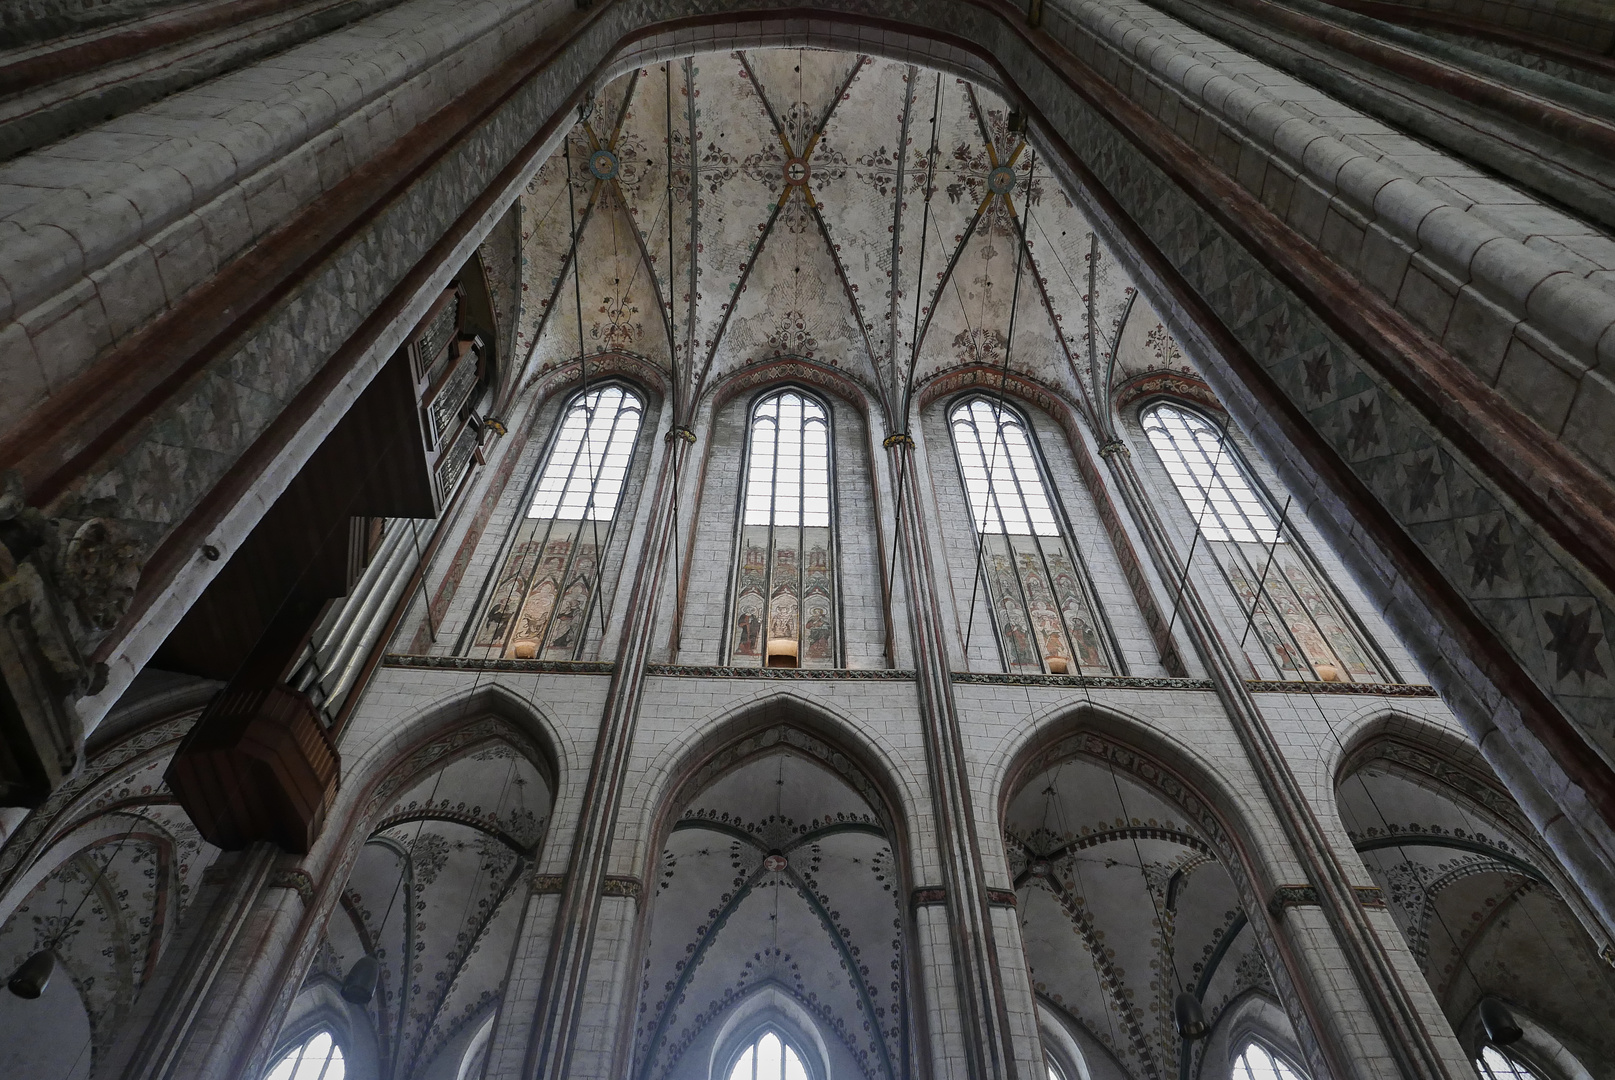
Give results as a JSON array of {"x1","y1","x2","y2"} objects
[
  {"x1": 265, "y1": 1031, "x2": 345, "y2": 1080},
  {"x1": 949, "y1": 397, "x2": 1114, "y2": 675},
  {"x1": 1232, "y1": 1041, "x2": 1305, "y2": 1080},
  {"x1": 730, "y1": 390, "x2": 837, "y2": 668},
  {"x1": 471, "y1": 384, "x2": 643, "y2": 658},
  {"x1": 1475, "y1": 1047, "x2": 1539, "y2": 1080},
  {"x1": 724, "y1": 1030, "x2": 810, "y2": 1080},
  {"x1": 1142, "y1": 401, "x2": 1388, "y2": 684}
]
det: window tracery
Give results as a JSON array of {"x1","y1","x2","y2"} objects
[
  {"x1": 471, "y1": 384, "x2": 643, "y2": 658},
  {"x1": 730, "y1": 390, "x2": 837, "y2": 667},
  {"x1": 1232, "y1": 1040, "x2": 1305, "y2": 1080},
  {"x1": 265, "y1": 1031, "x2": 345, "y2": 1080},
  {"x1": 724, "y1": 1030, "x2": 811, "y2": 1080},
  {"x1": 1474, "y1": 1046, "x2": 1541, "y2": 1080},
  {"x1": 948, "y1": 396, "x2": 1113, "y2": 674},
  {"x1": 1142, "y1": 401, "x2": 1386, "y2": 683}
]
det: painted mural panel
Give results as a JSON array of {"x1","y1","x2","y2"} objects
[
  {"x1": 950, "y1": 397, "x2": 1115, "y2": 675},
  {"x1": 1144, "y1": 401, "x2": 1388, "y2": 683},
  {"x1": 729, "y1": 390, "x2": 838, "y2": 668},
  {"x1": 467, "y1": 386, "x2": 642, "y2": 659}
]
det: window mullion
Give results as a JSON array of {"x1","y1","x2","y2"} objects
[{"x1": 990, "y1": 412, "x2": 1041, "y2": 669}]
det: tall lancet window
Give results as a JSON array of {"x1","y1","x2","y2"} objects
[
  {"x1": 950, "y1": 397, "x2": 1114, "y2": 675},
  {"x1": 1142, "y1": 401, "x2": 1388, "y2": 683},
  {"x1": 730, "y1": 389, "x2": 837, "y2": 668},
  {"x1": 471, "y1": 384, "x2": 643, "y2": 659}
]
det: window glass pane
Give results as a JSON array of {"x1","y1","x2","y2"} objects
[
  {"x1": 732, "y1": 390, "x2": 837, "y2": 666},
  {"x1": 949, "y1": 399, "x2": 1058, "y2": 537},
  {"x1": 528, "y1": 385, "x2": 643, "y2": 521},
  {"x1": 1142, "y1": 403, "x2": 1280, "y2": 544},
  {"x1": 1233, "y1": 1041, "x2": 1304, "y2": 1080},
  {"x1": 1477, "y1": 1047, "x2": 1538, "y2": 1080},
  {"x1": 725, "y1": 1031, "x2": 810, "y2": 1080},
  {"x1": 265, "y1": 1032, "x2": 344, "y2": 1080},
  {"x1": 948, "y1": 396, "x2": 1113, "y2": 676}
]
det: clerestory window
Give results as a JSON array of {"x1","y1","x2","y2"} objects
[
  {"x1": 730, "y1": 390, "x2": 837, "y2": 668},
  {"x1": 1142, "y1": 401, "x2": 1388, "y2": 684},
  {"x1": 471, "y1": 384, "x2": 643, "y2": 659},
  {"x1": 725, "y1": 1030, "x2": 810, "y2": 1080},
  {"x1": 1232, "y1": 1041, "x2": 1305, "y2": 1080},
  {"x1": 949, "y1": 396, "x2": 1114, "y2": 675},
  {"x1": 265, "y1": 1031, "x2": 345, "y2": 1080}
]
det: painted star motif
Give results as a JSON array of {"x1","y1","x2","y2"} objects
[
  {"x1": 1405, "y1": 454, "x2": 1441, "y2": 514},
  {"x1": 1346, "y1": 398, "x2": 1379, "y2": 455},
  {"x1": 1303, "y1": 350, "x2": 1331, "y2": 399},
  {"x1": 1263, "y1": 309, "x2": 1291, "y2": 355},
  {"x1": 1542, "y1": 603, "x2": 1606, "y2": 683},
  {"x1": 1465, "y1": 520, "x2": 1510, "y2": 587}
]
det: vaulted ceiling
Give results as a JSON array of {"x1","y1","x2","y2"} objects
[
  {"x1": 514, "y1": 48, "x2": 1192, "y2": 428},
  {"x1": 1340, "y1": 762, "x2": 1615, "y2": 1068},
  {"x1": 1006, "y1": 756, "x2": 1281, "y2": 1080}
]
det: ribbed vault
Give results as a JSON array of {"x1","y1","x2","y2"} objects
[{"x1": 515, "y1": 48, "x2": 1181, "y2": 430}]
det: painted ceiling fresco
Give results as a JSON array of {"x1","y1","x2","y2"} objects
[
  {"x1": 0, "y1": 726, "x2": 220, "y2": 1080},
  {"x1": 514, "y1": 49, "x2": 1197, "y2": 428},
  {"x1": 634, "y1": 745, "x2": 902, "y2": 1080},
  {"x1": 1340, "y1": 762, "x2": 1615, "y2": 1071},
  {"x1": 313, "y1": 741, "x2": 552, "y2": 1080},
  {"x1": 1006, "y1": 756, "x2": 1283, "y2": 1080}
]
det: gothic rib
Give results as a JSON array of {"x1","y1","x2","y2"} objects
[
  {"x1": 588, "y1": 76, "x2": 678, "y2": 368},
  {"x1": 882, "y1": 66, "x2": 918, "y2": 418},
  {"x1": 1353, "y1": 834, "x2": 1547, "y2": 882},
  {"x1": 670, "y1": 817, "x2": 887, "y2": 851},
  {"x1": 1006, "y1": 825, "x2": 1214, "y2": 887},
  {"x1": 1432, "y1": 876, "x2": 1534, "y2": 998},
  {"x1": 738, "y1": 51, "x2": 888, "y2": 390},
  {"x1": 678, "y1": 56, "x2": 700, "y2": 420},
  {"x1": 371, "y1": 808, "x2": 537, "y2": 859},
  {"x1": 634, "y1": 862, "x2": 767, "y2": 1080},
  {"x1": 788, "y1": 861, "x2": 900, "y2": 1080},
  {"x1": 402, "y1": 856, "x2": 528, "y2": 1075},
  {"x1": 1032, "y1": 871, "x2": 1162, "y2": 1077},
  {"x1": 526, "y1": 167, "x2": 609, "y2": 360},
  {"x1": 648, "y1": 827, "x2": 895, "y2": 1078}
]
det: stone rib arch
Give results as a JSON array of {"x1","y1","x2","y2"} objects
[
  {"x1": 1328, "y1": 710, "x2": 1589, "y2": 906},
  {"x1": 237, "y1": 685, "x2": 568, "y2": 1078},
  {"x1": 993, "y1": 699, "x2": 1331, "y2": 1080},
  {"x1": 1332, "y1": 709, "x2": 1615, "y2": 1071},
  {"x1": 703, "y1": 359, "x2": 881, "y2": 427},
  {"x1": 617, "y1": 688, "x2": 923, "y2": 886},
  {"x1": 625, "y1": 693, "x2": 914, "y2": 1080}
]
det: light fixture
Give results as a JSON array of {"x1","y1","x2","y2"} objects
[
  {"x1": 342, "y1": 954, "x2": 379, "y2": 1005},
  {"x1": 1479, "y1": 997, "x2": 1523, "y2": 1046},
  {"x1": 1174, "y1": 991, "x2": 1209, "y2": 1040},
  {"x1": 7, "y1": 949, "x2": 55, "y2": 999}
]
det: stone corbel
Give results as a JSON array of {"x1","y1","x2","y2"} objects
[{"x1": 0, "y1": 476, "x2": 112, "y2": 806}]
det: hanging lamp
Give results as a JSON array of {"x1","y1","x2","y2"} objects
[
  {"x1": 342, "y1": 953, "x2": 380, "y2": 1004},
  {"x1": 6, "y1": 949, "x2": 55, "y2": 999},
  {"x1": 1173, "y1": 990, "x2": 1209, "y2": 1040},
  {"x1": 1479, "y1": 997, "x2": 1523, "y2": 1046}
]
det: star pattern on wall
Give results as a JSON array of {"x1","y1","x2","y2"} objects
[{"x1": 1543, "y1": 603, "x2": 1606, "y2": 684}]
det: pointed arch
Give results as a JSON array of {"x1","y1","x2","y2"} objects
[
  {"x1": 1138, "y1": 397, "x2": 1393, "y2": 685},
  {"x1": 468, "y1": 380, "x2": 647, "y2": 659},
  {"x1": 945, "y1": 392, "x2": 1117, "y2": 675},
  {"x1": 728, "y1": 387, "x2": 840, "y2": 668}
]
